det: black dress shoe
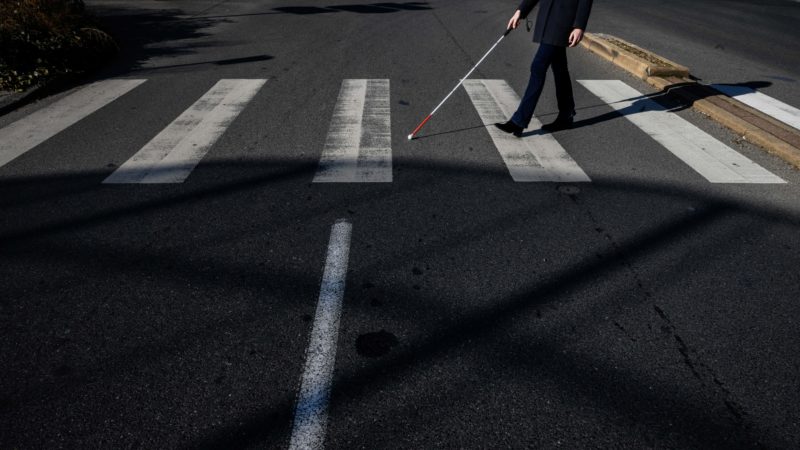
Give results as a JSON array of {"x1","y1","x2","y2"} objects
[
  {"x1": 541, "y1": 116, "x2": 574, "y2": 132},
  {"x1": 495, "y1": 120, "x2": 524, "y2": 137}
]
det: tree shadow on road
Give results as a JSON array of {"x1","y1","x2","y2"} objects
[
  {"x1": 1, "y1": 157, "x2": 798, "y2": 448},
  {"x1": 89, "y1": 5, "x2": 242, "y2": 78},
  {"x1": 273, "y1": 2, "x2": 431, "y2": 15},
  {"x1": 0, "y1": 5, "x2": 265, "y2": 117}
]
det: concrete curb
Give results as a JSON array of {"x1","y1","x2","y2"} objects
[
  {"x1": 0, "y1": 91, "x2": 28, "y2": 112},
  {"x1": 580, "y1": 32, "x2": 800, "y2": 170},
  {"x1": 0, "y1": 84, "x2": 48, "y2": 117},
  {"x1": 581, "y1": 33, "x2": 689, "y2": 80}
]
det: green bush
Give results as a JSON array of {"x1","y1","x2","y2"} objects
[{"x1": 0, "y1": 0, "x2": 117, "y2": 92}]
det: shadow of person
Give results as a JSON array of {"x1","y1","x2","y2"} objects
[{"x1": 525, "y1": 80, "x2": 774, "y2": 135}]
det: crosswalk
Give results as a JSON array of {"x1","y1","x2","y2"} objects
[
  {"x1": 0, "y1": 79, "x2": 146, "y2": 168},
  {"x1": 104, "y1": 79, "x2": 266, "y2": 184},
  {"x1": 464, "y1": 79, "x2": 591, "y2": 182},
  {"x1": 579, "y1": 80, "x2": 785, "y2": 184},
  {"x1": 0, "y1": 76, "x2": 792, "y2": 185},
  {"x1": 711, "y1": 84, "x2": 800, "y2": 132},
  {"x1": 313, "y1": 79, "x2": 392, "y2": 183}
]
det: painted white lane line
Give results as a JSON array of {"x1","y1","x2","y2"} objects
[
  {"x1": 0, "y1": 79, "x2": 146, "y2": 169},
  {"x1": 104, "y1": 79, "x2": 266, "y2": 184},
  {"x1": 313, "y1": 79, "x2": 392, "y2": 183},
  {"x1": 579, "y1": 80, "x2": 785, "y2": 184},
  {"x1": 711, "y1": 84, "x2": 800, "y2": 132},
  {"x1": 463, "y1": 79, "x2": 591, "y2": 182},
  {"x1": 289, "y1": 220, "x2": 353, "y2": 450}
]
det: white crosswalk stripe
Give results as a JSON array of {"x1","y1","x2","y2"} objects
[
  {"x1": 104, "y1": 79, "x2": 266, "y2": 184},
  {"x1": 313, "y1": 79, "x2": 392, "y2": 183},
  {"x1": 0, "y1": 79, "x2": 146, "y2": 169},
  {"x1": 579, "y1": 80, "x2": 785, "y2": 184},
  {"x1": 711, "y1": 84, "x2": 800, "y2": 132},
  {"x1": 463, "y1": 79, "x2": 591, "y2": 182}
]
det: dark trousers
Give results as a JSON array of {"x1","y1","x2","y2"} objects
[{"x1": 511, "y1": 43, "x2": 575, "y2": 128}]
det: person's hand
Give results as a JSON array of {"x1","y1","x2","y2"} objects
[
  {"x1": 568, "y1": 28, "x2": 584, "y2": 47},
  {"x1": 507, "y1": 10, "x2": 522, "y2": 30}
]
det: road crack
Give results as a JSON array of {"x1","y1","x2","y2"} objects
[
  {"x1": 569, "y1": 193, "x2": 751, "y2": 429},
  {"x1": 652, "y1": 303, "x2": 748, "y2": 426}
]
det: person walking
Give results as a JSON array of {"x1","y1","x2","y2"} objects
[{"x1": 495, "y1": 0, "x2": 594, "y2": 137}]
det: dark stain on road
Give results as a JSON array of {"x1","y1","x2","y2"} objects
[
  {"x1": 274, "y1": 2, "x2": 431, "y2": 15},
  {"x1": 356, "y1": 330, "x2": 398, "y2": 357},
  {"x1": 214, "y1": 55, "x2": 273, "y2": 66},
  {"x1": 52, "y1": 364, "x2": 73, "y2": 377},
  {"x1": 766, "y1": 75, "x2": 796, "y2": 83},
  {"x1": 557, "y1": 185, "x2": 580, "y2": 196}
]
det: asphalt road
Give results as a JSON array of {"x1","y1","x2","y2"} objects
[{"x1": 1, "y1": 0, "x2": 799, "y2": 448}]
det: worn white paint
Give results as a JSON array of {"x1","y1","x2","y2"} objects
[
  {"x1": 289, "y1": 220, "x2": 353, "y2": 450},
  {"x1": 314, "y1": 79, "x2": 392, "y2": 183},
  {"x1": 463, "y1": 79, "x2": 591, "y2": 182},
  {"x1": 579, "y1": 80, "x2": 784, "y2": 184},
  {"x1": 0, "y1": 79, "x2": 146, "y2": 169},
  {"x1": 104, "y1": 79, "x2": 265, "y2": 184},
  {"x1": 711, "y1": 84, "x2": 800, "y2": 132}
]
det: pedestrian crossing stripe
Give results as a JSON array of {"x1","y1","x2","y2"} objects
[
  {"x1": 104, "y1": 79, "x2": 266, "y2": 184},
  {"x1": 0, "y1": 79, "x2": 146, "y2": 169},
  {"x1": 463, "y1": 79, "x2": 591, "y2": 183},
  {"x1": 313, "y1": 79, "x2": 392, "y2": 183},
  {"x1": 711, "y1": 84, "x2": 800, "y2": 132},
  {"x1": 578, "y1": 80, "x2": 785, "y2": 184}
]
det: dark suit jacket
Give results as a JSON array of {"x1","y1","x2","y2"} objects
[{"x1": 518, "y1": 0, "x2": 593, "y2": 47}]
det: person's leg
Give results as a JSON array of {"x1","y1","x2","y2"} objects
[
  {"x1": 510, "y1": 43, "x2": 557, "y2": 128},
  {"x1": 550, "y1": 46, "x2": 575, "y2": 119}
]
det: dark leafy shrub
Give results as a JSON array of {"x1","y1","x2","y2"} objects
[{"x1": 0, "y1": 0, "x2": 117, "y2": 91}]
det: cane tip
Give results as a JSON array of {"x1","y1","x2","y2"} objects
[{"x1": 407, "y1": 134, "x2": 414, "y2": 141}]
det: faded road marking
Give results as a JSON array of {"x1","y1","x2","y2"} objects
[
  {"x1": 104, "y1": 79, "x2": 265, "y2": 184},
  {"x1": 579, "y1": 79, "x2": 784, "y2": 184},
  {"x1": 314, "y1": 79, "x2": 392, "y2": 183},
  {"x1": 0, "y1": 79, "x2": 145, "y2": 169},
  {"x1": 290, "y1": 219, "x2": 352, "y2": 450},
  {"x1": 464, "y1": 79, "x2": 591, "y2": 182}
]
